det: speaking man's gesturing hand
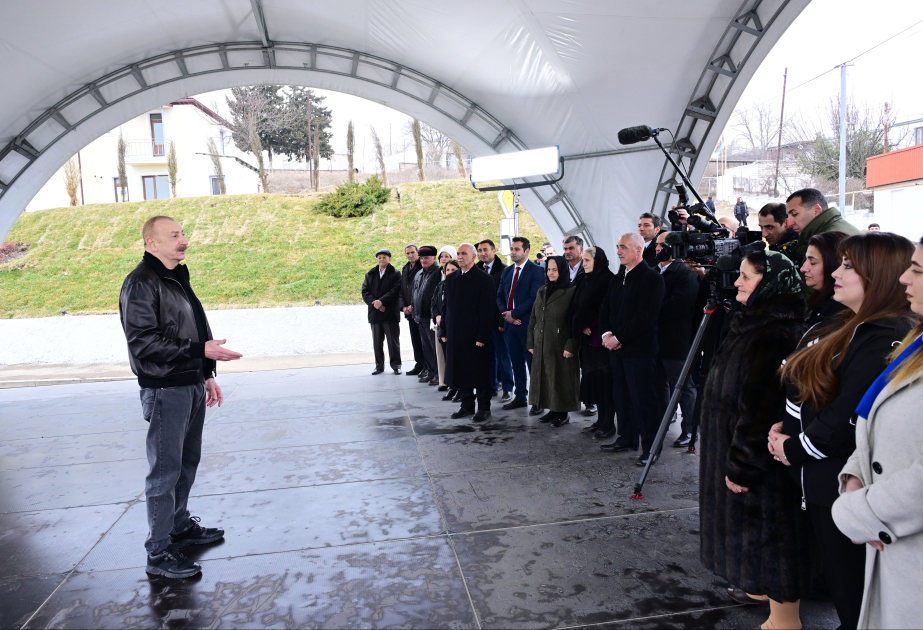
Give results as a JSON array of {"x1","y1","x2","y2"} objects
[{"x1": 205, "y1": 339, "x2": 243, "y2": 361}]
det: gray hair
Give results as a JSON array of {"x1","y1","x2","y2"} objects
[
  {"x1": 585, "y1": 246, "x2": 597, "y2": 259},
  {"x1": 457, "y1": 242, "x2": 476, "y2": 253},
  {"x1": 620, "y1": 232, "x2": 645, "y2": 248},
  {"x1": 563, "y1": 234, "x2": 584, "y2": 248}
]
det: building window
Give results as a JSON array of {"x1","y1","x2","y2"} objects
[
  {"x1": 142, "y1": 175, "x2": 170, "y2": 200},
  {"x1": 209, "y1": 176, "x2": 224, "y2": 195},
  {"x1": 113, "y1": 177, "x2": 129, "y2": 202},
  {"x1": 916, "y1": 127, "x2": 923, "y2": 146},
  {"x1": 150, "y1": 113, "x2": 165, "y2": 156}
]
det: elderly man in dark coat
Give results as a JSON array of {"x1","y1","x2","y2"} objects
[
  {"x1": 361, "y1": 249, "x2": 403, "y2": 375},
  {"x1": 444, "y1": 243, "x2": 496, "y2": 422}
]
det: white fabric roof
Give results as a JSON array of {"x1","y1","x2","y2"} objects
[{"x1": 0, "y1": 0, "x2": 810, "y2": 245}]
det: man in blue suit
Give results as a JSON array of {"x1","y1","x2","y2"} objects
[{"x1": 496, "y1": 236, "x2": 545, "y2": 415}]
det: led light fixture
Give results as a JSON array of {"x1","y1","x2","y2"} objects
[{"x1": 470, "y1": 146, "x2": 563, "y2": 192}]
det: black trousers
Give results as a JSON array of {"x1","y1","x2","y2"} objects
[
  {"x1": 810, "y1": 502, "x2": 865, "y2": 630},
  {"x1": 371, "y1": 321, "x2": 401, "y2": 371},
  {"x1": 407, "y1": 317, "x2": 424, "y2": 369},
  {"x1": 585, "y1": 369, "x2": 614, "y2": 431},
  {"x1": 417, "y1": 319, "x2": 438, "y2": 375},
  {"x1": 458, "y1": 387, "x2": 491, "y2": 412},
  {"x1": 580, "y1": 375, "x2": 595, "y2": 407},
  {"x1": 611, "y1": 354, "x2": 660, "y2": 455},
  {"x1": 656, "y1": 358, "x2": 697, "y2": 435}
]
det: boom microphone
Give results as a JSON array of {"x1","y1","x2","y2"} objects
[{"x1": 617, "y1": 125, "x2": 668, "y2": 145}]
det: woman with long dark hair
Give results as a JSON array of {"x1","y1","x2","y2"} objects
[
  {"x1": 699, "y1": 249, "x2": 819, "y2": 630},
  {"x1": 832, "y1": 236, "x2": 923, "y2": 629},
  {"x1": 527, "y1": 256, "x2": 579, "y2": 427},
  {"x1": 569, "y1": 246, "x2": 616, "y2": 438},
  {"x1": 770, "y1": 232, "x2": 918, "y2": 629},
  {"x1": 801, "y1": 230, "x2": 850, "y2": 327}
]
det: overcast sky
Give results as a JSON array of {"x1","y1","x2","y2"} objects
[{"x1": 195, "y1": 0, "x2": 923, "y2": 162}]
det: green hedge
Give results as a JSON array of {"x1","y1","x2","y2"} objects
[{"x1": 316, "y1": 175, "x2": 392, "y2": 218}]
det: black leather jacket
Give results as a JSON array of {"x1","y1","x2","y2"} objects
[
  {"x1": 412, "y1": 263, "x2": 441, "y2": 321},
  {"x1": 119, "y1": 253, "x2": 215, "y2": 388}
]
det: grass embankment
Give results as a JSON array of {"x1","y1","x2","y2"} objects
[{"x1": 0, "y1": 179, "x2": 546, "y2": 319}]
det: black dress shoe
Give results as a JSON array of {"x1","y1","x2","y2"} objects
[
  {"x1": 417, "y1": 371, "x2": 430, "y2": 382},
  {"x1": 451, "y1": 408, "x2": 474, "y2": 419},
  {"x1": 372, "y1": 368, "x2": 384, "y2": 375},
  {"x1": 393, "y1": 368, "x2": 402, "y2": 375},
  {"x1": 673, "y1": 433, "x2": 692, "y2": 448},
  {"x1": 502, "y1": 399, "x2": 527, "y2": 410},
  {"x1": 500, "y1": 391, "x2": 513, "y2": 403},
  {"x1": 583, "y1": 404, "x2": 597, "y2": 416},
  {"x1": 437, "y1": 385, "x2": 449, "y2": 391},
  {"x1": 406, "y1": 366, "x2": 422, "y2": 376},
  {"x1": 551, "y1": 413, "x2": 570, "y2": 428},
  {"x1": 443, "y1": 389, "x2": 457, "y2": 401},
  {"x1": 593, "y1": 428, "x2": 617, "y2": 440},
  {"x1": 726, "y1": 587, "x2": 770, "y2": 606},
  {"x1": 529, "y1": 405, "x2": 544, "y2": 416},
  {"x1": 600, "y1": 443, "x2": 634, "y2": 452},
  {"x1": 452, "y1": 394, "x2": 462, "y2": 403},
  {"x1": 539, "y1": 410, "x2": 556, "y2": 423},
  {"x1": 472, "y1": 410, "x2": 491, "y2": 422},
  {"x1": 581, "y1": 422, "x2": 600, "y2": 434},
  {"x1": 636, "y1": 453, "x2": 659, "y2": 466}
]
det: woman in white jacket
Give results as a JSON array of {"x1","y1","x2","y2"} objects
[{"x1": 832, "y1": 236, "x2": 923, "y2": 629}]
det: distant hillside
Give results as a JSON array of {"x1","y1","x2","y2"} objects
[{"x1": 0, "y1": 179, "x2": 547, "y2": 319}]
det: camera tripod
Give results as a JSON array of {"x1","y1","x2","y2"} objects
[{"x1": 631, "y1": 291, "x2": 733, "y2": 500}]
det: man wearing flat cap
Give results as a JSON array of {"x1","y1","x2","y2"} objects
[
  {"x1": 411, "y1": 245, "x2": 442, "y2": 383},
  {"x1": 362, "y1": 249, "x2": 403, "y2": 374}
]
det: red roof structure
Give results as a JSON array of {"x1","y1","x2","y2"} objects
[{"x1": 867, "y1": 144, "x2": 923, "y2": 188}]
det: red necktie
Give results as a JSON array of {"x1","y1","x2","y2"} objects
[{"x1": 507, "y1": 266, "x2": 520, "y2": 311}]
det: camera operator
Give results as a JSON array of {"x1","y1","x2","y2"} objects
[
  {"x1": 718, "y1": 216, "x2": 739, "y2": 238},
  {"x1": 654, "y1": 231, "x2": 699, "y2": 447},
  {"x1": 786, "y1": 188, "x2": 860, "y2": 266},
  {"x1": 758, "y1": 202, "x2": 798, "y2": 256}
]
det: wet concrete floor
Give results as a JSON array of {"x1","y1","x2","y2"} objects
[{"x1": 0, "y1": 365, "x2": 838, "y2": 628}]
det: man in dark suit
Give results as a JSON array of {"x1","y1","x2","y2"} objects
[
  {"x1": 444, "y1": 243, "x2": 496, "y2": 422},
  {"x1": 400, "y1": 244, "x2": 425, "y2": 376},
  {"x1": 653, "y1": 231, "x2": 698, "y2": 447},
  {"x1": 599, "y1": 233, "x2": 665, "y2": 466},
  {"x1": 477, "y1": 239, "x2": 513, "y2": 402},
  {"x1": 361, "y1": 249, "x2": 403, "y2": 375},
  {"x1": 638, "y1": 213, "x2": 662, "y2": 268},
  {"x1": 496, "y1": 236, "x2": 545, "y2": 414}
]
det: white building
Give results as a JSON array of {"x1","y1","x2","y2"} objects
[{"x1": 26, "y1": 98, "x2": 260, "y2": 211}]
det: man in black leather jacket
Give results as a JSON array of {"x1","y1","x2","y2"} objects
[
  {"x1": 412, "y1": 245, "x2": 442, "y2": 383},
  {"x1": 119, "y1": 215, "x2": 242, "y2": 580}
]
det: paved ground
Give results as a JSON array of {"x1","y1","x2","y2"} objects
[{"x1": 0, "y1": 365, "x2": 838, "y2": 629}]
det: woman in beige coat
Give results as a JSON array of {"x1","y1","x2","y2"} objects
[{"x1": 832, "y1": 237, "x2": 923, "y2": 629}]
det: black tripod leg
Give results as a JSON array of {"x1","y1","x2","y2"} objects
[{"x1": 632, "y1": 310, "x2": 713, "y2": 500}]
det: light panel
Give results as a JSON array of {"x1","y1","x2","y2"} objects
[{"x1": 470, "y1": 146, "x2": 561, "y2": 183}]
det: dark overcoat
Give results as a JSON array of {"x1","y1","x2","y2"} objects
[
  {"x1": 699, "y1": 292, "x2": 822, "y2": 602},
  {"x1": 444, "y1": 266, "x2": 495, "y2": 389},
  {"x1": 527, "y1": 285, "x2": 580, "y2": 411},
  {"x1": 360, "y1": 264, "x2": 402, "y2": 324}
]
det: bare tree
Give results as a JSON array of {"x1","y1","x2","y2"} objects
[
  {"x1": 206, "y1": 136, "x2": 226, "y2": 194},
  {"x1": 117, "y1": 133, "x2": 128, "y2": 201},
  {"x1": 370, "y1": 124, "x2": 388, "y2": 185},
  {"x1": 63, "y1": 157, "x2": 80, "y2": 206},
  {"x1": 167, "y1": 140, "x2": 179, "y2": 197},
  {"x1": 251, "y1": 127, "x2": 270, "y2": 192},
  {"x1": 312, "y1": 128, "x2": 320, "y2": 191},
  {"x1": 411, "y1": 119, "x2": 424, "y2": 181},
  {"x1": 346, "y1": 120, "x2": 355, "y2": 182},
  {"x1": 452, "y1": 141, "x2": 466, "y2": 179},
  {"x1": 732, "y1": 99, "x2": 788, "y2": 158}
]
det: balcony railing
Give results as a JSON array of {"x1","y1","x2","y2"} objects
[{"x1": 124, "y1": 139, "x2": 166, "y2": 158}]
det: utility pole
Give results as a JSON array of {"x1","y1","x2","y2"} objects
[
  {"x1": 773, "y1": 68, "x2": 788, "y2": 198},
  {"x1": 884, "y1": 102, "x2": 889, "y2": 152},
  {"x1": 837, "y1": 63, "x2": 850, "y2": 213}
]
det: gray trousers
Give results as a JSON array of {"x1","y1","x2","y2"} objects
[
  {"x1": 416, "y1": 318, "x2": 438, "y2": 375},
  {"x1": 371, "y1": 320, "x2": 401, "y2": 370},
  {"x1": 140, "y1": 382, "x2": 206, "y2": 554}
]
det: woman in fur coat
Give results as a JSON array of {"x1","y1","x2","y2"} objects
[{"x1": 699, "y1": 249, "x2": 820, "y2": 630}]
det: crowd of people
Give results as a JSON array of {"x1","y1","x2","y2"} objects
[
  {"x1": 120, "y1": 188, "x2": 923, "y2": 630},
  {"x1": 360, "y1": 187, "x2": 923, "y2": 629}
]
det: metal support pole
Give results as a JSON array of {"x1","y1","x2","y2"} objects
[
  {"x1": 839, "y1": 64, "x2": 847, "y2": 212},
  {"x1": 773, "y1": 68, "x2": 787, "y2": 197}
]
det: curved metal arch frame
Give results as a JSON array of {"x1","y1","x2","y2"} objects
[
  {"x1": 649, "y1": 0, "x2": 793, "y2": 219},
  {"x1": 0, "y1": 41, "x2": 592, "y2": 244}
]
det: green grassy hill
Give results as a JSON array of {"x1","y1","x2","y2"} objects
[{"x1": 0, "y1": 179, "x2": 547, "y2": 319}]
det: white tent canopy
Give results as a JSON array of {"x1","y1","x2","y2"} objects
[{"x1": 0, "y1": 0, "x2": 810, "y2": 246}]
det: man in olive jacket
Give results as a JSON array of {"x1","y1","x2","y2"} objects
[
  {"x1": 361, "y1": 249, "x2": 403, "y2": 375},
  {"x1": 786, "y1": 187, "x2": 860, "y2": 266},
  {"x1": 120, "y1": 215, "x2": 242, "y2": 580}
]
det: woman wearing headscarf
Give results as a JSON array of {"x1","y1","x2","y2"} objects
[
  {"x1": 527, "y1": 256, "x2": 580, "y2": 427},
  {"x1": 800, "y1": 230, "x2": 850, "y2": 328},
  {"x1": 432, "y1": 246, "x2": 458, "y2": 393},
  {"x1": 832, "y1": 236, "x2": 923, "y2": 629},
  {"x1": 430, "y1": 256, "x2": 458, "y2": 400},
  {"x1": 568, "y1": 246, "x2": 616, "y2": 438},
  {"x1": 699, "y1": 249, "x2": 820, "y2": 630},
  {"x1": 770, "y1": 232, "x2": 918, "y2": 629}
]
